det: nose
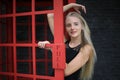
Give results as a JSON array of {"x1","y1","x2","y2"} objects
[{"x1": 71, "y1": 25, "x2": 74, "y2": 29}]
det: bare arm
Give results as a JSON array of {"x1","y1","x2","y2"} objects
[
  {"x1": 38, "y1": 42, "x2": 92, "y2": 76},
  {"x1": 47, "y1": 3, "x2": 86, "y2": 36},
  {"x1": 64, "y1": 44, "x2": 92, "y2": 76},
  {"x1": 38, "y1": 3, "x2": 87, "y2": 76}
]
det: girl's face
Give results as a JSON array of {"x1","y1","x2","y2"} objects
[{"x1": 65, "y1": 16, "x2": 82, "y2": 38}]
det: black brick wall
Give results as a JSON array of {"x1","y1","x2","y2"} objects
[{"x1": 76, "y1": 0, "x2": 120, "y2": 80}]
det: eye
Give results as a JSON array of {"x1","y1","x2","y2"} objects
[
  {"x1": 66, "y1": 23, "x2": 71, "y2": 27},
  {"x1": 74, "y1": 22, "x2": 79, "y2": 26}
]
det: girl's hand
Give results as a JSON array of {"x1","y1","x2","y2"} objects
[
  {"x1": 38, "y1": 41, "x2": 50, "y2": 49},
  {"x1": 70, "y1": 3, "x2": 86, "y2": 14}
]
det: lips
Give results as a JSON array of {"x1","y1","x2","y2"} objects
[{"x1": 71, "y1": 31, "x2": 76, "y2": 34}]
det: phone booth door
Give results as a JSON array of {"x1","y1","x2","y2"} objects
[{"x1": 0, "y1": 0, "x2": 75, "y2": 80}]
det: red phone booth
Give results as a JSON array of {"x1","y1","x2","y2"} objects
[{"x1": 0, "y1": 0, "x2": 75, "y2": 80}]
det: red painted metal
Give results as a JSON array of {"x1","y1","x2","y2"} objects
[
  {"x1": 31, "y1": 0, "x2": 36, "y2": 80},
  {"x1": 0, "y1": 20, "x2": 1, "y2": 78},
  {"x1": 13, "y1": 0, "x2": 17, "y2": 80},
  {"x1": 0, "y1": 0, "x2": 76, "y2": 80},
  {"x1": 0, "y1": 47, "x2": 2, "y2": 80},
  {"x1": 0, "y1": 5, "x2": 2, "y2": 80}
]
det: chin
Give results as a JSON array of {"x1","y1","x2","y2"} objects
[{"x1": 70, "y1": 35, "x2": 78, "y2": 38}]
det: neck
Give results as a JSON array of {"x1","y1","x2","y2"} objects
[{"x1": 70, "y1": 36, "x2": 82, "y2": 46}]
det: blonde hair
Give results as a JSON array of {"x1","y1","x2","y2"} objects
[{"x1": 66, "y1": 12, "x2": 97, "y2": 80}]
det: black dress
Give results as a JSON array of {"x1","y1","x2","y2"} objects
[
  {"x1": 65, "y1": 41, "x2": 81, "y2": 80},
  {"x1": 49, "y1": 41, "x2": 81, "y2": 80}
]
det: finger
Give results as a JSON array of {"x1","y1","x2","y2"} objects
[
  {"x1": 39, "y1": 43, "x2": 43, "y2": 48},
  {"x1": 74, "y1": 7, "x2": 80, "y2": 14},
  {"x1": 43, "y1": 43, "x2": 46, "y2": 48},
  {"x1": 76, "y1": 9, "x2": 81, "y2": 14},
  {"x1": 38, "y1": 42, "x2": 41, "y2": 47},
  {"x1": 41, "y1": 43, "x2": 44, "y2": 48},
  {"x1": 82, "y1": 6, "x2": 86, "y2": 13},
  {"x1": 38, "y1": 42, "x2": 44, "y2": 48}
]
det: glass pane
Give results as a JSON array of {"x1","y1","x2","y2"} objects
[
  {"x1": 16, "y1": 16, "x2": 32, "y2": 43},
  {"x1": 0, "y1": 0, "x2": 13, "y2": 14},
  {"x1": 0, "y1": 75, "x2": 14, "y2": 80},
  {"x1": 17, "y1": 47, "x2": 33, "y2": 74},
  {"x1": 16, "y1": 0, "x2": 31, "y2": 13},
  {"x1": 35, "y1": 0, "x2": 53, "y2": 11},
  {"x1": 35, "y1": 14, "x2": 53, "y2": 42},
  {"x1": 36, "y1": 47, "x2": 53, "y2": 76},
  {"x1": 0, "y1": 17, "x2": 13, "y2": 43},
  {"x1": 0, "y1": 46, "x2": 14, "y2": 72}
]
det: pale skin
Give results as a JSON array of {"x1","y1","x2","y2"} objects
[{"x1": 38, "y1": 3, "x2": 92, "y2": 76}]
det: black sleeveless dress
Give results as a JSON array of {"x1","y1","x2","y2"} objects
[
  {"x1": 49, "y1": 41, "x2": 81, "y2": 80},
  {"x1": 65, "y1": 41, "x2": 81, "y2": 80}
]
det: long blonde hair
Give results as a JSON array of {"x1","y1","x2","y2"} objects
[{"x1": 66, "y1": 12, "x2": 97, "y2": 80}]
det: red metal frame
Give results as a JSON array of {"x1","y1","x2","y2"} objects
[
  {"x1": 0, "y1": 19, "x2": 1, "y2": 75},
  {"x1": 0, "y1": 0, "x2": 76, "y2": 80}
]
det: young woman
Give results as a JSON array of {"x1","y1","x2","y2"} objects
[{"x1": 38, "y1": 3, "x2": 97, "y2": 80}]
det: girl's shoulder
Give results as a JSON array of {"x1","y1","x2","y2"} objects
[{"x1": 80, "y1": 44, "x2": 93, "y2": 54}]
